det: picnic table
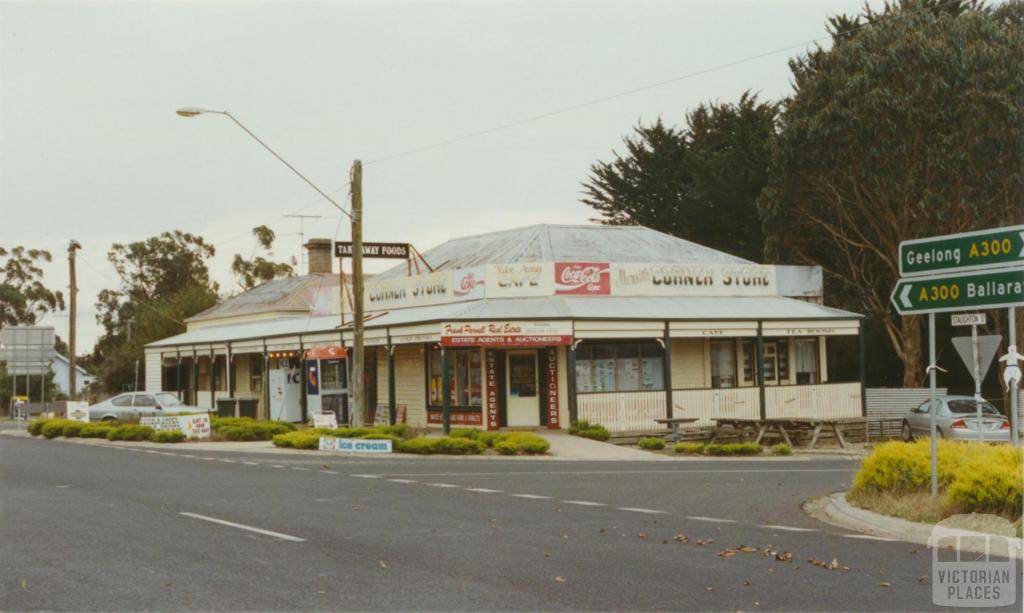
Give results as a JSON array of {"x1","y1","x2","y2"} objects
[
  {"x1": 711, "y1": 417, "x2": 862, "y2": 449},
  {"x1": 654, "y1": 417, "x2": 700, "y2": 442}
]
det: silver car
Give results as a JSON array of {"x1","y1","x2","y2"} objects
[
  {"x1": 88, "y1": 392, "x2": 210, "y2": 422},
  {"x1": 901, "y1": 395, "x2": 1011, "y2": 443}
]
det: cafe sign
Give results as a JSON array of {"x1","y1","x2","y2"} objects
[{"x1": 440, "y1": 321, "x2": 573, "y2": 347}]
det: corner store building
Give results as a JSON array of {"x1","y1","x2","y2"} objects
[{"x1": 145, "y1": 224, "x2": 865, "y2": 432}]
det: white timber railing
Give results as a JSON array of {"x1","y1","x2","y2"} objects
[
  {"x1": 764, "y1": 382, "x2": 862, "y2": 420},
  {"x1": 576, "y1": 391, "x2": 666, "y2": 432}
]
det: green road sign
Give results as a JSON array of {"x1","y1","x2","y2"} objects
[
  {"x1": 891, "y1": 267, "x2": 1024, "y2": 315},
  {"x1": 899, "y1": 225, "x2": 1024, "y2": 277}
]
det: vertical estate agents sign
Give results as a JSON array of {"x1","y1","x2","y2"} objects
[{"x1": 486, "y1": 350, "x2": 500, "y2": 431}]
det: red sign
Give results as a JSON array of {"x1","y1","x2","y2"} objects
[
  {"x1": 442, "y1": 335, "x2": 571, "y2": 347},
  {"x1": 486, "y1": 350, "x2": 500, "y2": 431},
  {"x1": 305, "y1": 345, "x2": 347, "y2": 360},
  {"x1": 554, "y1": 262, "x2": 610, "y2": 295},
  {"x1": 545, "y1": 347, "x2": 560, "y2": 429},
  {"x1": 427, "y1": 410, "x2": 482, "y2": 425}
]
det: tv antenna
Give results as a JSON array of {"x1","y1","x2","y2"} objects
[{"x1": 283, "y1": 213, "x2": 324, "y2": 270}]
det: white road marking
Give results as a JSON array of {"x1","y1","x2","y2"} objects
[
  {"x1": 219, "y1": 459, "x2": 236, "y2": 463},
  {"x1": 686, "y1": 516, "x2": 736, "y2": 523},
  {"x1": 351, "y1": 474, "x2": 381, "y2": 479},
  {"x1": 144, "y1": 450, "x2": 158, "y2": 454},
  {"x1": 388, "y1": 478, "x2": 417, "y2": 484},
  {"x1": 179, "y1": 512, "x2": 305, "y2": 542},
  {"x1": 563, "y1": 500, "x2": 607, "y2": 507},
  {"x1": 271, "y1": 465, "x2": 285, "y2": 469},
  {"x1": 620, "y1": 507, "x2": 668, "y2": 515},
  {"x1": 242, "y1": 461, "x2": 259, "y2": 466},
  {"x1": 841, "y1": 533, "x2": 897, "y2": 542},
  {"x1": 55, "y1": 485, "x2": 70, "y2": 488},
  {"x1": 320, "y1": 470, "x2": 340, "y2": 475},
  {"x1": 466, "y1": 488, "x2": 503, "y2": 493},
  {"x1": 200, "y1": 457, "x2": 216, "y2": 461},
  {"x1": 760, "y1": 524, "x2": 818, "y2": 532},
  {"x1": 182, "y1": 454, "x2": 196, "y2": 458},
  {"x1": 427, "y1": 483, "x2": 460, "y2": 488},
  {"x1": 291, "y1": 467, "x2": 311, "y2": 471},
  {"x1": 509, "y1": 494, "x2": 552, "y2": 499},
  {"x1": 380, "y1": 468, "x2": 854, "y2": 478}
]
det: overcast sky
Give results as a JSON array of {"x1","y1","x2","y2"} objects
[{"x1": 1, "y1": 0, "x2": 878, "y2": 352}]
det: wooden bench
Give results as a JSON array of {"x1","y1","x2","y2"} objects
[{"x1": 711, "y1": 417, "x2": 862, "y2": 449}]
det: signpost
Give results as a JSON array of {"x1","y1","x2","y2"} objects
[
  {"x1": 892, "y1": 225, "x2": 1024, "y2": 497},
  {"x1": 899, "y1": 225, "x2": 1024, "y2": 277}
]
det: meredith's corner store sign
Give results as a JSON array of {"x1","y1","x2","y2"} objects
[{"x1": 366, "y1": 262, "x2": 779, "y2": 310}]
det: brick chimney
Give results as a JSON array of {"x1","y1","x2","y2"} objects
[{"x1": 305, "y1": 239, "x2": 333, "y2": 275}]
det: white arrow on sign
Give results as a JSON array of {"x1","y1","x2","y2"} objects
[{"x1": 900, "y1": 284, "x2": 913, "y2": 309}]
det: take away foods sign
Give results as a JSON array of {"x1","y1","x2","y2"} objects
[{"x1": 441, "y1": 321, "x2": 573, "y2": 347}]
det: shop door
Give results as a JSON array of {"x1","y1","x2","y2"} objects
[{"x1": 506, "y1": 352, "x2": 540, "y2": 427}]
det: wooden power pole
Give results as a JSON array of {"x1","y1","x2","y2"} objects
[
  {"x1": 68, "y1": 240, "x2": 81, "y2": 400},
  {"x1": 350, "y1": 160, "x2": 365, "y2": 426}
]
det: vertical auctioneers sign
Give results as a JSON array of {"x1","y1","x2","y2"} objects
[{"x1": 545, "y1": 348, "x2": 559, "y2": 429}]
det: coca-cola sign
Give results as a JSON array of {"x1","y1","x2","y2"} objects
[
  {"x1": 554, "y1": 262, "x2": 610, "y2": 295},
  {"x1": 452, "y1": 267, "x2": 485, "y2": 300}
]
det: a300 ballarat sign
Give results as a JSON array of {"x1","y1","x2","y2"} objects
[
  {"x1": 890, "y1": 267, "x2": 1024, "y2": 315},
  {"x1": 899, "y1": 225, "x2": 1024, "y2": 277}
]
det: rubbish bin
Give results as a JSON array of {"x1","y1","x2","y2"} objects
[
  {"x1": 216, "y1": 399, "x2": 237, "y2": 418},
  {"x1": 238, "y1": 399, "x2": 258, "y2": 419}
]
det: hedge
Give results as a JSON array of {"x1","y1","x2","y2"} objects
[
  {"x1": 28, "y1": 419, "x2": 46, "y2": 436},
  {"x1": 771, "y1": 443, "x2": 793, "y2": 456},
  {"x1": 106, "y1": 425, "x2": 155, "y2": 441},
  {"x1": 41, "y1": 419, "x2": 80, "y2": 439},
  {"x1": 569, "y1": 420, "x2": 611, "y2": 442},
  {"x1": 704, "y1": 442, "x2": 763, "y2": 456},
  {"x1": 674, "y1": 442, "x2": 706, "y2": 455},
  {"x1": 638, "y1": 437, "x2": 665, "y2": 450},
  {"x1": 397, "y1": 437, "x2": 484, "y2": 455},
  {"x1": 450, "y1": 430, "x2": 549, "y2": 455},
  {"x1": 150, "y1": 430, "x2": 186, "y2": 443},
  {"x1": 79, "y1": 423, "x2": 115, "y2": 438},
  {"x1": 272, "y1": 431, "x2": 323, "y2": 450},
  {"x1": 211, "y1": 417, "x2": 295, "y2": 441},
  {"x1": 852, "y1": 440, "x2": 1023, "y2": 519}
]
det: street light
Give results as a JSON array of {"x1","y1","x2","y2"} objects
[{"x1": 176, "y1": 107, "x2": 368, "y2": 426}]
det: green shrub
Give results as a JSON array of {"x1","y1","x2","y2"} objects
[
  {"x1": 476, "y1": 431, "x2": 503, "y2": 447},
  {"x1": 79, "y1": 423, "x2": 114, "y2": 438},
  {"x1": 574, "y1": 426, "x2": 611, "y2": 442},
  {"x1": 568, "y1": 420, "x2": 593, "y2": 434},
  {"x1": 150, "y1": 430, "x2": 186, "y2": 443},
  {"x1": 272, "y1": 431, "x2": 323, "y2": 449},
  {"x1": 61, "y1": 422, "x2": 85, "y2": 438},
  {"x1": 28, "y1": 419, "x2": 46, "y2": 436},
  {"x1": 704, "y1": 442, "x2": 763, "y2": 456},
  {"x1": 638, "y1": 437, "x2": 665, "y2": 450},
  {"x1": 380, "y1": 423, "x2": 415, "y2": 439},
  {"x1": 41, "y1": 419, "x2": 79, "y2": 439},
  {"x1": 494, "y1": 440, "x2": 518, "y2": 455},
  {"x1": 106, "y1": 425, "x2": 155, "y2": 441},
  {"x1": 945, "y1": 446, "x2": 1023, "y2": 518},
  {"x1": 771, "y1": 443, "x2": 793, "y2": 456},
  {"x1": 490, "y1": 432, "x2": 550, "y2": 455},
  {"x1": 449, "y1": 428, "x2": 480, "y2": 440},
  {"x1": 212, "y1": 418, "x2": 294, "y2": 441},
  {"x1": 674, "y1": 442, "x2": 706, "y2": 455},
  {"x1": 360, "y1": 433, "x2": 403, "y2": 446},
  {"x1": 396, "y1": 437, "x2": 484, "y2": 455},
  {"x1": 852, "y1": 440, "x2": 963, "y2": 494}
]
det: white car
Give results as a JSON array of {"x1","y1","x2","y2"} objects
[
  {"x1": 901, "y1": 395, "x2": 1011, "y2": 443},
  {"x1": 88, "y1": 392, "x2": 210, "y2": 422}
]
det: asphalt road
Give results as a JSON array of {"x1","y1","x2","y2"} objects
[{"x1": 1, "y1": 436, "x2": 1020, "y2": 612}]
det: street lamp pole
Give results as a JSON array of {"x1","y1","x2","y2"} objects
[{"x1": 176, "y1": 107, "x2": 367, "y2": 425}]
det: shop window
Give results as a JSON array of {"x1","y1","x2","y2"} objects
[
  {"x1": 321, "y1": 359, "x2": 347, "y2": 392},
  {"x1": 428, "y1": 348, "x2": 482, "y2": 407},
  {"x1": 575, "y1": 342, "x2": 664, "y2": 393},
  {"x1": 249, "y1": 355, "x2": 263, "y2": 392},
  {"x1": 710, "y1": 340, "x2": 737, "y2": 389},
  {"x1": 794, "y1": 338, "x2": 820, "y2": 384}
]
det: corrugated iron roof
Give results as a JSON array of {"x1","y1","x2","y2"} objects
[
  {"x1": 148, "y1": 296, "x2": 858, "y2": 348},
  {"x1": 187, "y1": 274, "x2": 341, "y2": 322},
  {"x1": 376, "y1": 224, "x2": 750, "y2": 280}
]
